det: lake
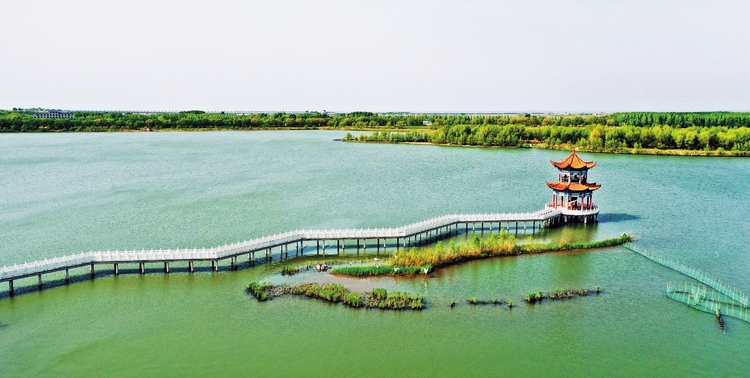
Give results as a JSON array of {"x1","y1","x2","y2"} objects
[{"x1": 1, "y1": 131, "x2": 749, "y2": 377}]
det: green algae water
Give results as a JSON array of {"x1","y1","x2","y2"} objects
[{"x1": 1, "y1": 131, "x2": 749, "y2": 377}]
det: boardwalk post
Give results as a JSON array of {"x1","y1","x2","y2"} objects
[
  {"x1": 212, "y1": 260, "x2": 218, "y2": 272},
  {"x1": 114, "y1": 263, "x2": 119, "y2": 275},
  {"x1": 90, "y1": 263, "x2": 95, "y2": 278},
  {"x1": 8, "y1": 280, "x2": 13, "y2": 296},
  {"x1": 376, "y1": 239, "x2": 380, "y2": 256},
  {"x1": 189, "y1": 260, "x2": 194, "y2": 272},
  {"x1": 357, "y1": 239, "x2": 360, "y2": 256},
  {"x1": 165, "y1": 262, "x2": 170, "y2": 273},
  {"x1": 139, "y1": 263, "x2": 145, "y2": 274},
  {"x1": 337, "y1": 240, "x2": 340, "y2": 255},
  {"x1": 38, "y1": 274, "x2": 42, "y2": 289},
  {"x1": 317, "y1": 240, "x2": 320, "y2": 255},
  {"x1": 65, "y1": 269, "x2": 69, "y2": 283}
]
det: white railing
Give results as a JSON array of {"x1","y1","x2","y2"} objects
[{"x1": 1, "y1": 208, "x2": 562, "y2": 281}]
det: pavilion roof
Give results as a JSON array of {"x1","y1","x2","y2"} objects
[
  {"x1": 546, "y1": 181, "x2": 601, "y2": 192},
  {"x1": 550, "y1": 151, "x2": 596, "y2": 170}
]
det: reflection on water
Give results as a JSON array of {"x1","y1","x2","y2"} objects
[{"x1": 598, "y1": 213, "x2": 641, "y2": 223}]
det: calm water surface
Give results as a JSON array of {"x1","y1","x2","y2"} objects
[{"x1": 1, "y1": 131, "x2": 749, "y2": 377}]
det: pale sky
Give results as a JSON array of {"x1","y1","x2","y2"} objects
[{"x1": 1, "y1": 0, "x2": 748, "y2": 112}]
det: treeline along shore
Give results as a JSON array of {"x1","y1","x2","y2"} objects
[{"x1": 2, "y1": 110, "x2": 750, "y2": 155}]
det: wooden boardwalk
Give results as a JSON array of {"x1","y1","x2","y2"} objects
[{"x1": 1, "y1": 208, "x2": 562, "y2": 296}]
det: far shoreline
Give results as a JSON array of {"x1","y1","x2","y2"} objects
[
  {"x1": 344, "y1": 139, "x2": 750, "y2": 157},
  {"x1": 3, "y1": 127, "x2": 747, "y2": 157}
]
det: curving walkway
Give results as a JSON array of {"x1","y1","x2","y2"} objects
[{"x1": 2, "y1": 208, "x2": 563, "y2": 295}]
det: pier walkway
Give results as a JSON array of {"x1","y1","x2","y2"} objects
[{"x1": 1, "y1": 208, "x2": 562, "y2": 296}]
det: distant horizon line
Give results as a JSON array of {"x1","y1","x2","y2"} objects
[{"x1": 6, "y1": 108, "x2": 750, "y2": 115}]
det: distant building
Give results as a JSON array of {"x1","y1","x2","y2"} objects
[
  {"x1": 422, "y1": 120, "x2": 433, "y2": 126},
  {"x1": 34, "y1": 110, "x2": 74, "y2": 119}
]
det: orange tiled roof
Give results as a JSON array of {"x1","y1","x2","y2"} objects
[
  {"x1": 550, "y1": 151, "x2": 596, "y2": 170},
  {"x1": 546, "y1": 181, "x2": 601, "y2": 192}
]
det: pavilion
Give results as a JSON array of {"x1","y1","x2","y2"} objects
[{"x1": 545, "y1": 150, "x2": 600, "y2": 223}]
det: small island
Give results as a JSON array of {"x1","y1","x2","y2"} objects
[{"x1": 247, "y1": 282, "x2": 424, "y2": 310}]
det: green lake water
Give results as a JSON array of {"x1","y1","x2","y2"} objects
[{"x1": 1, "y1": 131, "x2": 749, "y2": 377}]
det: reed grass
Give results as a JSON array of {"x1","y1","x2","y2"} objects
[
  {"x1": 525, "y1": 288, "x2": 598, "y2": 303},
  {"x1": 332, "y1": 233, "x2": 631, "y2": 277},
  {"x1": 394, "y1": 233, "x2": 517, "y2": 268},
  {"x1": 248, "y1": 282, "x2": 424, "y2": 310},
  {"x1": 291, "y1": 282, "x2": 352, "y2": 305},
  {"x1": 365, "y1": 289, "x2": 423, "y2": 310},
  {"x1": 518, "y1": 234, "x2": 632, "y2": 254},
  {"x1": 247, "y1": 281, "x2": 273, "y2": 301},
  {"x1": 331, "y1": 265, "x2": 430, "y2": 277}
]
